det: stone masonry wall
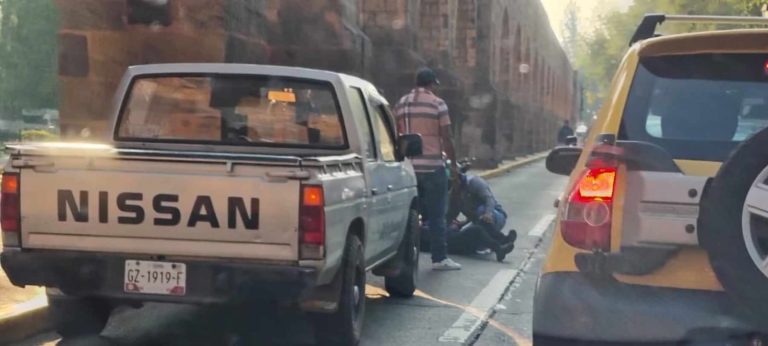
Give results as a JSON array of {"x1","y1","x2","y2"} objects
[{"x1": 54, "y1": 0, "x2": 579, "y2": 167}]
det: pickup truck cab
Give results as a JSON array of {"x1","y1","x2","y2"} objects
[{"x1": 0, "y1": 63, "x2": 423, "y2": 345}]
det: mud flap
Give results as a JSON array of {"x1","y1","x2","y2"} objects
[{"x1": 300, "y1": 264, "x2": 345, "y2": 313}]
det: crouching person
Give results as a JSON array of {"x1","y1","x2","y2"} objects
[{"x1": 447, "y1": 173, "x2": 517, "y2": 262}]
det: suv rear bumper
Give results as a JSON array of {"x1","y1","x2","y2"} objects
[
  {"x1": 533, "y1": 271, "x2": 757, "y2": 343},
  {"x1": 1, "y1": 248, "x2": 316, "y2": 305}
]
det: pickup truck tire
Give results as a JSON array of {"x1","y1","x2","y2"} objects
[
  {"x1": 48, "y1": 296, "x2": 111, "y2": 338},
  {"x1": 314, "y1": 235, "x2": 365, "y2": 346},
  {"x1": 385, "y1": 209, "x2": 420, "y2": 298},
  {"x1": 699, "y1": 127, "x2": 768, "y2": 329}
]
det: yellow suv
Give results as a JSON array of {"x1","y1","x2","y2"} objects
[{"x1": 534, "y1": 14, "x2": 768, "y2": 344}]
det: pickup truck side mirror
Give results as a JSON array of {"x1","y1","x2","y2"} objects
[
  {"x1": 397, "y1": 134, "x2": 423, "y2": 160},
  {"x1": 546, "y1": 146, "x2": 582, "y2": 176}
]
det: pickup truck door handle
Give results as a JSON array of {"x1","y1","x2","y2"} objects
[
  {"x1": 387, "y1": 185, "x2": 394, "y2": 191},
  {"x1": 371, "y1": 188, "x2": 379, "y2": 196}
]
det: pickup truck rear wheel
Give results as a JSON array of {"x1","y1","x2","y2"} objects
[
  {"x1": 314, "y1": 235, "x2": 365, "y2": 346},
  {"x1": 48, "y1": 295, "x2": 111, "y2": 338},
  {"x1": 699, "y1": 127, "x2": 768, "y2": 329},
  {"x1": 385, "y1": 209, "x2": 420, "y2": 298}
]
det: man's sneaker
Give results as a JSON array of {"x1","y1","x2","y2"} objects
[
  {"x1": 496, "y1": 242, "x2": 515, "y2": 263},
  {"x1": 506, "y1": 230, "x2": 518, "y2": 244},
  {"x1": 432, "y1": 258, "x2": 462, "y2": 271},
  {"x1": 475, "y1": 248, "x2": 492, "y2": 256}
]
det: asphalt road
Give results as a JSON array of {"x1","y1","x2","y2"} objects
[{"x1": 13, "y1": 160, "x2": 568, "y2": 346}]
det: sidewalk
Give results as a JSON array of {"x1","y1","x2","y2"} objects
[
  {"x1": 0, "y1": 237, "x2": 44, "y2": 318},
  {"x1": 0, "y1": 236, "x2": 48, "y2": 344},
  {"x1": 472, "y1": 151, "x2": 549, "y2": 179}
]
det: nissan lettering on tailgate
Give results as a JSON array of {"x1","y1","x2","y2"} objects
[{"x1": 57, "y1": 190, "x2": 259, "y2": 229}]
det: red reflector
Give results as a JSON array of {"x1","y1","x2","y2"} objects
[
  {"x1": 300, "y1": 185, "x2": 325, "y2": 247},
  {"x1": 1, "y1": 173, "x2": 20, "y2": 233},
  {"x1": 561, "y1": 220, "x2": 611, "y2": 250},
  {"x1": 300, "y1": 206, "x2": 325, "y2": 245}
]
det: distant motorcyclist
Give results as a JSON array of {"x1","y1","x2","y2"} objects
[{"x1": 557, "y1": 119, "x2": 574, "y2": 145}]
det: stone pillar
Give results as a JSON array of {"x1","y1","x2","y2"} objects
[{"x1": 361, "y1": 0, "x2": 424, "y2": 102}]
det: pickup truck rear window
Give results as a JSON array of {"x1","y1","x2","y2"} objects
[
  {"x1": 116, "y1": 75, "x2": 347, "y2": 148},
  {"x1": 620, "y1": 53, "x2": 768, "y2": 162}
]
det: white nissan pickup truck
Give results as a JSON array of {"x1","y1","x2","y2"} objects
[{"x1": 0, "y1": 64, "x2": 423, "y2": 345}]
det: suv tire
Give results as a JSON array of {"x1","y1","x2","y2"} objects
[
  {"x1": 385, "y1": 209, "x2": 420, "y2": 298},
  {"x1": 314, "y1": 235, "x2": 365, "y2": 346},
  {"x1": 699, "y1": 127, "x2": 768, "y2": 329},
  {"x1": 48, "y1": 295, "x2": 111, "y2": 338}
]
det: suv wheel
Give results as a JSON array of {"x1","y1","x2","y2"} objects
[
  {"x1": 699, "y1": 127, "x2": 768, "y2": 328},
  {"x1": 48, "y1": 295, "x2": 112, "y2": 338},
  {"x1": 314, "y1": 235, "x2": 365, "y2": 346},
  {"x1": 385, "y1": 209, "x2": 420, "y2": 298}
]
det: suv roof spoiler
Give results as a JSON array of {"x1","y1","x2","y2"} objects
[{"x1": 629, "y1": 14, "x2": 768, "y2": 46}]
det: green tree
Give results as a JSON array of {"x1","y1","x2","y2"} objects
[
  {"x1": 572, "y1": 0, "x2": 765, "y2": 120},
  {"x1": 0, "y1": 0, "x2": 59, "y2": 120},
  {"x1": 562, "y1": 0, "x2": 580, "y2": 61}
]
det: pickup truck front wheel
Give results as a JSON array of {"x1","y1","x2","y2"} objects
[
  {"x1": 385, "y1": 209, "x2": 420, "y2": 298},
  {"x1": 48, "y1": 295, "x2": 111, "y2": 338},
  {"x1": 314, "y1": 235, "x2": 365, "y2": 346}
]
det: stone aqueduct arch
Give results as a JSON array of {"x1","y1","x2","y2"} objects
[{"x1": 54, "y1": 0, "x2": 579, "y2": 167}]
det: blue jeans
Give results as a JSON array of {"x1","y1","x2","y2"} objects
[
  {"x1": 417, "y1": 168, "x2": 449, "y2": 262},
  {"x1": 462, "y1": 208, "x2": 508, "y2": 245}
]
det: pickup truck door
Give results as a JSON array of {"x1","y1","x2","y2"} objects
[
  {"x1": 347, "y1": 87, "x2": 386, "y2": 262},
  {"x1": 365, "y1": 99, "x2": 411, "y2": 257}
]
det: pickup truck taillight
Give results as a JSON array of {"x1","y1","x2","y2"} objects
[
  {"x1": 299, "y1": 185, "x2": 325, "y2": 259},
  {"x1": 560, "y1": 160, "x2": 616, "y2": 252},
  {"x1": 1, "y1": 172, "x2": 20, "y2": 246}
]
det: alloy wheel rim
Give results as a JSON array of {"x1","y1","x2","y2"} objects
[{"x1": 742, "y1": 164, "x2": 768, "y2": 278}]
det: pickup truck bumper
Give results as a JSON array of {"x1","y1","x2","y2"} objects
[
  {"x1": 1, "y1": 248, "x2": 317, "y2": 305},
  {"x1": 533, "y1": 271, "x2": 758, "y2": 343}
]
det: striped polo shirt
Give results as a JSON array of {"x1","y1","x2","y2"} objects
[{"x1": 394, "y1": 88, "x2": 451, "y2": 173}]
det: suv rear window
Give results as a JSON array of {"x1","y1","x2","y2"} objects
[
  {"x1": 620, "y1": 53, "x2": 768, "y2": 161},
  {"x1": 116, "y1": 75, "x2": 347, "y2": 149}
]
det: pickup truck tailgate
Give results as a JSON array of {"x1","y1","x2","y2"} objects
[{"x1": 17, "y1": 154, "x2": 301, "y2": 261}]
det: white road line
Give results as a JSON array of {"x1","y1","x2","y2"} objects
[
  {"x1": 528, "y1": 214, "x2": 556, "y2": 237},
  {"x1": 438, "y1": 269, "x2": 519, "y2": 343}
]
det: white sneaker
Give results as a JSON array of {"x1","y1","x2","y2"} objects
[
  {"x1": 432, "y1": 258, "x2": 462, "y2": 271},
  {"x1": 475, "y1": 248, "x2": 492, "y2": 256}
]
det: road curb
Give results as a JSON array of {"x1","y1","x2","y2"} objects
[
  {"x1": 476, "y1": 151, "x2": 549, "y2": 179},
  {"x1": 0, "y1": 304, "x2": 51, "y2": 344}
]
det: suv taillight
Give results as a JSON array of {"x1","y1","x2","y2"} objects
[
  {"x1": 299, "y1": 185, "x2": 325, "y2": 259},
  {"x1": 560, "y1": 161, "x2": 616, "y2": 252},
  {"x1": 1, "y1": 172, "x2": 20, "y2": 246}
]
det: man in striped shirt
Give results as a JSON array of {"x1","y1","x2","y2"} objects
[{"x1": 395, "y1": 68, "x2": 462, "y2": 271}]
